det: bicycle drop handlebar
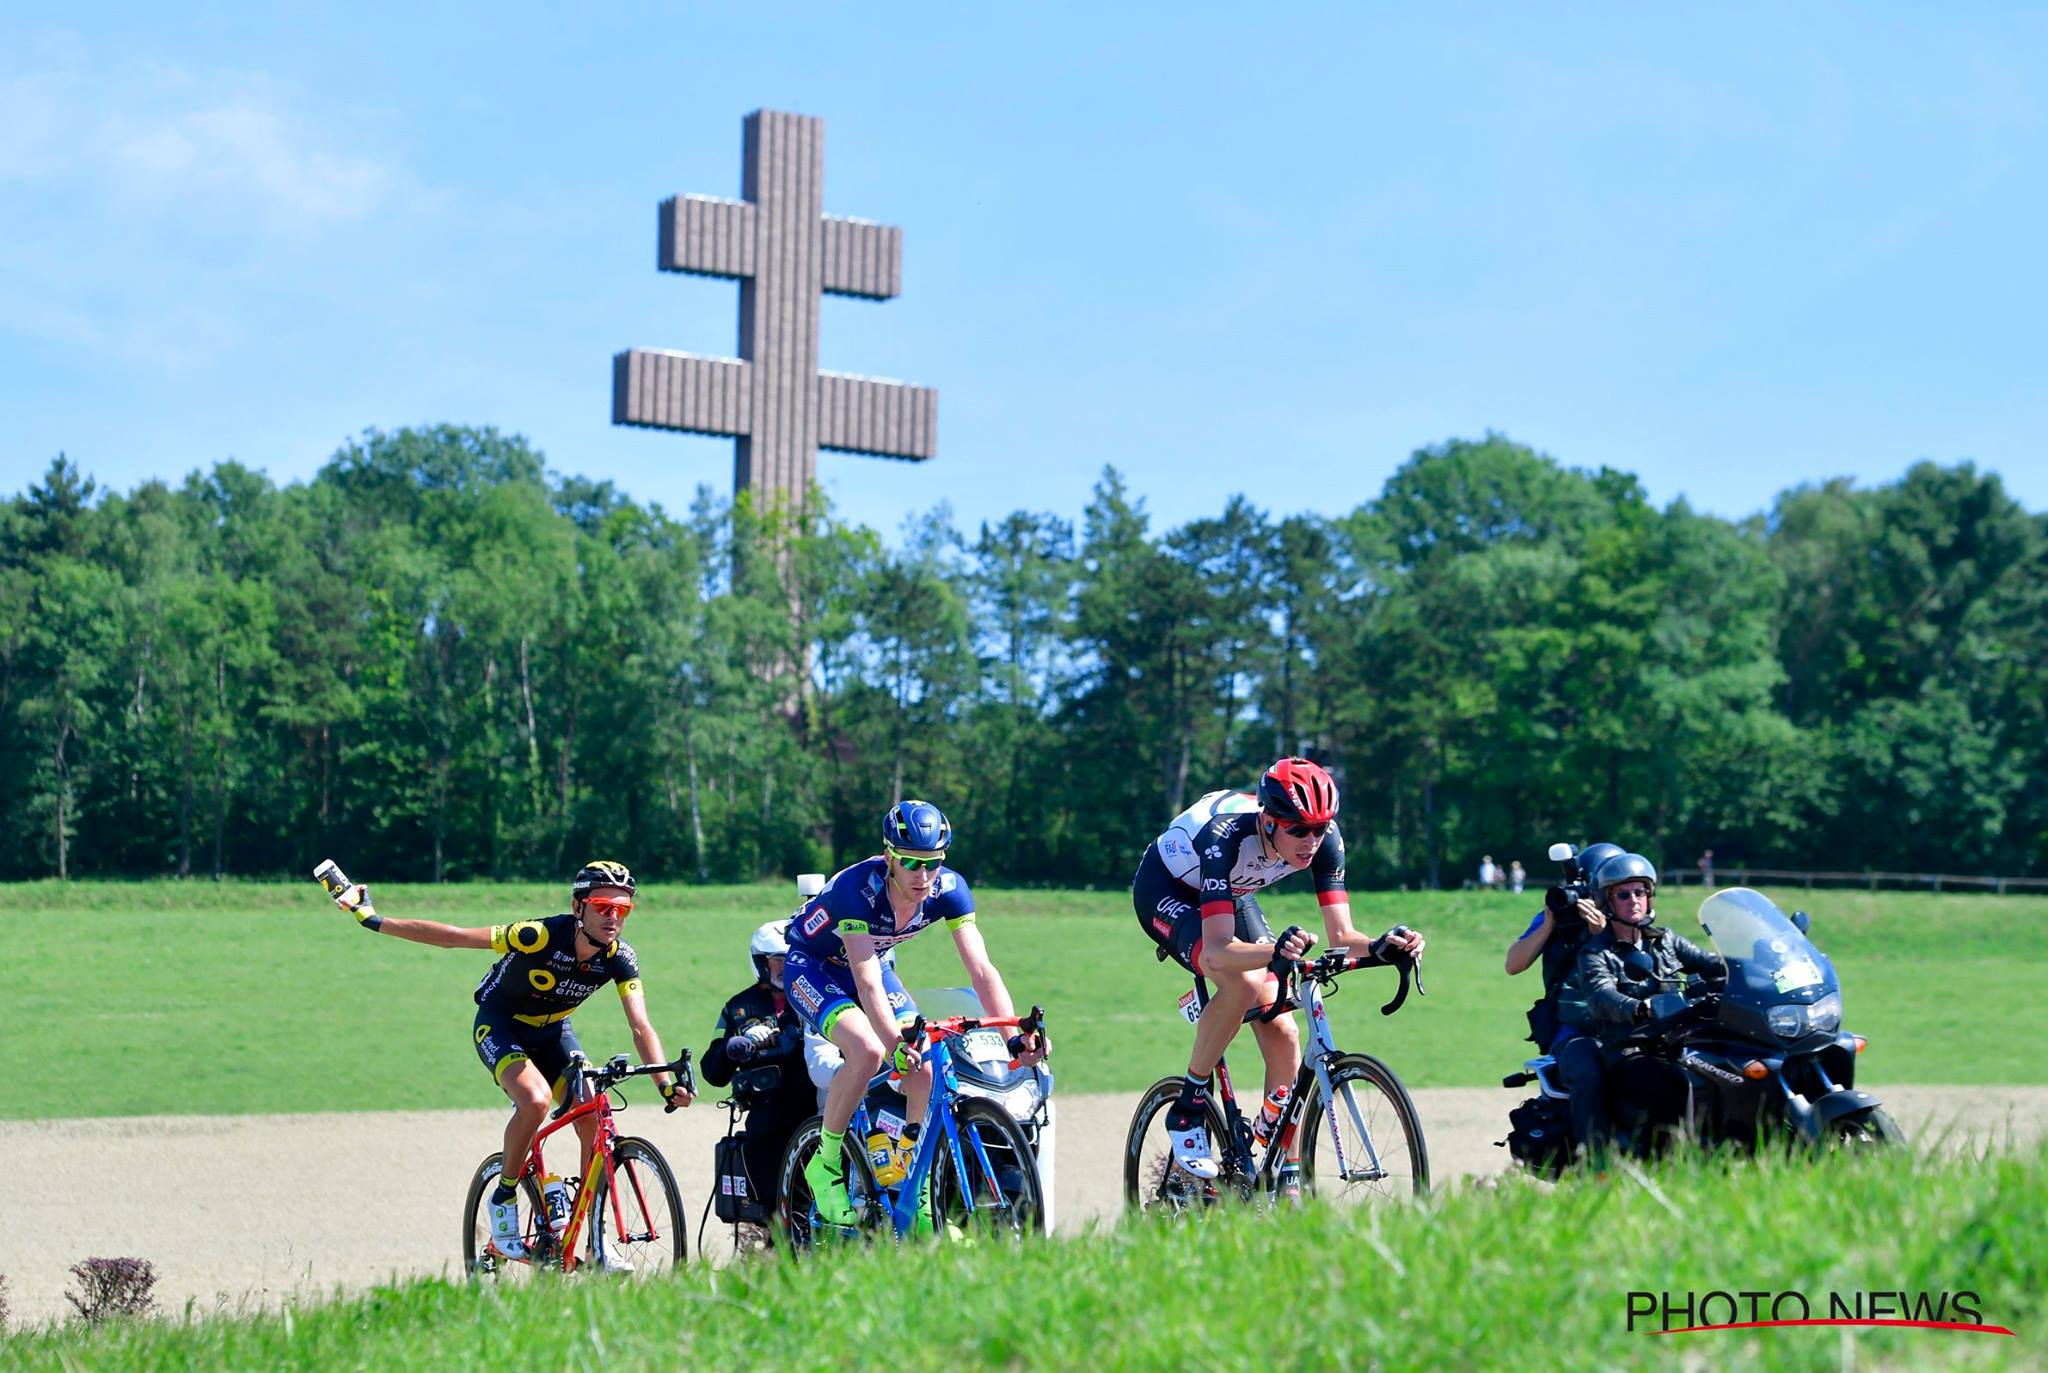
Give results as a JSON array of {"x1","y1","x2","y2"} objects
[
  {"x1": 1272, "y1": 926, "x2": 1428, "y2": 1017},
  {"x1": 551, "y1": 1048, "x2": 695, "y2": 1118},
  {"x1": 892, "y1": 1005, "x2": 1049, "y2": 1075}
]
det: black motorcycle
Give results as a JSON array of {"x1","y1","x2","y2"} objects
[{"x1": 1502, "y1": 886, "x2": 1901, "y2": 1176}]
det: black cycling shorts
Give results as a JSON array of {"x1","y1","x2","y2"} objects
[
  {"x1": 473, "y1": 1007, "x2": 585, "y2": 1104},
  {"x1": 1131, "y1": 846, "x2": 1274, "y2": 975}
]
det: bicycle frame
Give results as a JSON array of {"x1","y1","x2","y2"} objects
[
  {"x1": 1195, "y1": 957, "x2": 1394, "y2": 1192},
  {"x1": 1291, "y1": 969, "x2": 1393, "y2": 1184},
  {"x1": 513, "y1": 1074, "x2": 660, "y2": 1272},
  {"x1": 836, "y1": 1016, "x2": 1035, "y2": 1239}
]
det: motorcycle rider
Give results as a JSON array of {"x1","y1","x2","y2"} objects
[
  {"x1": 1559, "y1": 852, "x2": 1724, "y2": 1158},
  {"x1": 701, "y1": 921, "x2": 812, "y2": 1247}
]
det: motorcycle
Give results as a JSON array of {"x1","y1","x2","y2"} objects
[{"x1": 1502, "y1": 885, "x2": 1901, "y2": 1176}]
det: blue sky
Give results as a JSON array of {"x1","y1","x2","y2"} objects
[{"x1": 4, "y1": 4, "x2": 2043, "y2": 540}]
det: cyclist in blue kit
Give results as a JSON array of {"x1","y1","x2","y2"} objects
[{"x1": 784, "y1": 800, "x2": 1047, "y2": 1228}]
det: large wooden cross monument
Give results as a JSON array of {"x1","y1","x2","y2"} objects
[{"x1": 612, "y1": 110, "x2": 937, "y2": 505}]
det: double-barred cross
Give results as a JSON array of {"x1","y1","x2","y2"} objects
[{"x1": 612, "y1": 109, "x2": 937, "y2": 505}]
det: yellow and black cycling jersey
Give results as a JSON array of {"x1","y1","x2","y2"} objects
[{"x1": 472, "y1": 913, "x2": 643, "y2": 1025}]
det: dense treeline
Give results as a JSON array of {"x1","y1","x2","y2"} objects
[{"x1": 3, "y1": 428, "x2": 2042, "y2": 885}]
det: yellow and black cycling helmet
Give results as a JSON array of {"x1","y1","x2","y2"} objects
[{"x1": 572, "y1": 859, "x2": 637, "y2": 901}]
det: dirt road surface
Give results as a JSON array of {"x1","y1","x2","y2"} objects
[{"x1": 3, "y1": 1085, "x2": 2040, "y2": 1328}]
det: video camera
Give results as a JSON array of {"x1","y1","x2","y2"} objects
[{"x1": 1543, "y1": 841, "x2": 1599, "y2": 923}]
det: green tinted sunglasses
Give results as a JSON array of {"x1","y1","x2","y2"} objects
[{"x1": 886, "y1": 846, "x2": 947, "y2": 871}]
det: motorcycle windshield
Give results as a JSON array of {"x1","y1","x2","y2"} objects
[{"x1": 1695, "y1": 887, "x2": 1838, "y2": 1009}]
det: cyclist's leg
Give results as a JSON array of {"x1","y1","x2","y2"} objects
[
  {"x1": 1235, "y1": 895, "x2": 1301, "y2": 1103},
  {"x1": 786, "y1": 948, "x2": 877, "y2": 1225},
  {"x1": 475, "y1": 1014, "x2": 551, "y2": 1259},
  {"x1": 876, "y1": 965, "x2": 930, "y2": 1126},
  {"x1": 537, "y1": 1021, "x2": 600, "y2": 1176},
  {"x1": 1184, "y1": 904, "x2": 1274, "y2": 1079},
  {"x1": 475, "y1": 1014, "x2": 552, "y2": 1181}
]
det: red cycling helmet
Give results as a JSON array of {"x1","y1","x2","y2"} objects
[{"x1": 1257, "y1": 758, "x2": 1339, "y2": 827}]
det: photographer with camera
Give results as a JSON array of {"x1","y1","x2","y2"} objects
[
  {"x1": 701, "y1": 921, "x2": 813, "y2": 1249},
  {"x1": 1506, "y1": 841, "x2": 1622, "y2": 1164}
]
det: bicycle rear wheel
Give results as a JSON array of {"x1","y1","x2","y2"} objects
[
  {"x1": 1296, "y1": 1053, "x2": 1429, "y2": 1204},
  {"x1": 586, "y1": 1136, "x2": 686, "y2": 1275},
  {"x1": 1123, "y1": 1077, "x2": 1239, "y2": 1215},
  {"x1": 932, "y1": 1098, "x2": 1045, "y2": 1240},
  {"x1": 461, "y1": 1151, "x2": 547, "y2": 1279}
]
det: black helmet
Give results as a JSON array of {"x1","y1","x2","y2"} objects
[
  {"x1": 1575, "y1": 841, "x2": 1625, "y2": 882},
  {"x1": 572, "y1": 859, "x2": 637, "y2": 901},
  {"x1": 1592, "y1": 852, "x2": 1658, "y2": 924}
]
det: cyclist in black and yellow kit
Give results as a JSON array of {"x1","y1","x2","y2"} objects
[{"x1": 326, "y1": 859, "x2": 692, "y2": 1262}]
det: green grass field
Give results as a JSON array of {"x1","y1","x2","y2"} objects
[
  {"x1": 2, "y1": 1144, "x2": 2039, "y2": 1370},
  {"x1": 4, "y1": 880, "x2": 2041, "y2": 1118}
]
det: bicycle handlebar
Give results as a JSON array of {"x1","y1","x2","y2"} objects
[
  {"x1": 552, "y1": 1048, "x2": 695, "y2": 1116},
  {"x1": 1277, "y1": 926, "x2": 1428, "y2": 1016},
  {"x1": 890, "y1": 1006, "x2": 1049, "y2": 1078}
]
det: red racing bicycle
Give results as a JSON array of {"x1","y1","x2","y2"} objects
[{"x1": 462, "y1": 1050, "x2": 693, "y2": 1277}]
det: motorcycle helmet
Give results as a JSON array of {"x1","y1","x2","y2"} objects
[
  {"x1": 1574, "y1": 841, "x2": 1625, "y2": 884},
  {"x1": 749, "y1": 920, "x2": 789, "y2": 986},
  {"x1": 1593, "y1": 851, "x2": 1659, "y2": 925}
]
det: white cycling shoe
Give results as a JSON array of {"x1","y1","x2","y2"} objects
[
  {"x1": 1168, "y1": 1119, "x2": 1221, "y2": 1181},
  {"x1": 486, "y1": 1192, "x2": 529, "y2": 1261},
  {"x1": 591, "y1": 1240, "x2": 635, "y2": 1276}
]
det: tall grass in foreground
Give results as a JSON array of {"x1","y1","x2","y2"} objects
[{"x1": 3, "y1": 1146, "x2": 2040, "y2": 1372}]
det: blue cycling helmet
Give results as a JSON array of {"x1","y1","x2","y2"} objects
[{"x1": 883, "y1": 800, "x2": 952, "y2": 852}]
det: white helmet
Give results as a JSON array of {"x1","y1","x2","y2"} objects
[{"x1": 750, "y1": 920, "x2": 790, "y2": 985}]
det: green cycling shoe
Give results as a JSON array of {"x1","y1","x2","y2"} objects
[{"x1": 804, "y1": 1146, "x2": 856, "y2": 1228}]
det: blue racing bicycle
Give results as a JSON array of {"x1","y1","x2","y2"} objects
[{"x1": 778, "y1": 1008, "x2": 1048, "y2": 1248}]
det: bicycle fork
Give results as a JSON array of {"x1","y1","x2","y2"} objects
[{"x1": 1301, "y1": 980, "x2": 1389, "y2": 1185}]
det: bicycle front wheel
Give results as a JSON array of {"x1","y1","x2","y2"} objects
[
  {"x1": 586, "y1": 1136, "x2": 686, "y2": 1275},
  {"x1": 1296, "y1": 1053, "x2": 1430, "y2": 1204},
  {"x1": 777, "y1": 1114, "x2": 870, "y2": 1254},
  {"x1": 933, "y1": 1098, "x2": 1045, "y2": 1240},
  {"x1": 1123, "y1": 1076, "x2": 1238, "y2": 1216},
  {"x1": 461, "y1": 1151, "x2": 547, "y2": 1279}
]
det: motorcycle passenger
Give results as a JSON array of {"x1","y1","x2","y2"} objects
[
  {"x1": 701, "y1": 920, "x2": 811, "y2": 1248},
  {"x1": 1563, "y1": 853, "x2": 1724, "y2": 1156},
  {"x1": 1132, "y1": 758, "x2": 1425, "y2": 1186},
  {"x1": 1506, "y1": 842, "x2": 1620, "y2": 1163}
]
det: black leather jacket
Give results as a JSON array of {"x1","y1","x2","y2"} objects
[{"x1": 1572, "y1": 924, "x2": 1723, "y2": 1044}]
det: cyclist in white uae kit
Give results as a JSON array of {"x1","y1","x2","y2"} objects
[{"x1": 1132, "y1": 759, "x2": 1426, "y2": 1185}]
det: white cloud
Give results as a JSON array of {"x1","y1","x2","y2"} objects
[
  {"x1": 0, "y1": 54, "x2": 420, "y2": 368},
  {"x1": 0, "y1": 62, "x2": 396, "y2": 231}
]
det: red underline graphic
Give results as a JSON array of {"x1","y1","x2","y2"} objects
[{"x1": 1653, "y1": 1319, "x2": 2015, "y2": 1337}]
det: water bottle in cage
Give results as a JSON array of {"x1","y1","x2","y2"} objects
[{"x1": 1253, "y1": 1085, "x2": 1292, "y2": 1147}]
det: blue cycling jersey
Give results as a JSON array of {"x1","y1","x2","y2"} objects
[{"x1": 783, "y1": 856, "x2": 976, "y2": 964}]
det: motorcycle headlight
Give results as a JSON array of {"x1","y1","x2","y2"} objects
[
  {"x1": 1807, "y1": 992, "x2": 1842, "y2": 1035},
  {"x1": 1001, "y1": 1077, "x2": 1042, "y2": 1121},
  {"x1": 1766, "y1": 1004, "x2": 1805, "y2": 1039}
]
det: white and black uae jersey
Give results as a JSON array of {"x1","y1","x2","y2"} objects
[{"x1": 1149, "y1": 789, "x2": 1348, "y2": 917}]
